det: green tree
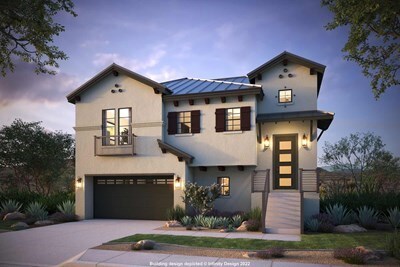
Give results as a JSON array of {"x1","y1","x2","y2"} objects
[
  {"x1": 0, "y1": 0, "x2": 77, "y2": 76},
  {"x1": 182, "y1": 183, "x2": 220, "y2": 215},
  {"x1": 322, "y1": 0, "x2": 399, "y2": 98},
  {"x1": 0, "y1": 119, "x2": 75, "y2": 195},
  {"x1": 320, "y1": 132, "x2": 400, "y2": 193}
]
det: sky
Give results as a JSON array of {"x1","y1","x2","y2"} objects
[{"x1": 0, "y1": 0, "x2": 399, "y2": 161}]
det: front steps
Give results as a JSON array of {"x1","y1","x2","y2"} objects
[{"x1": 265, "y1": 192, "x2": 302, "y2": 234}]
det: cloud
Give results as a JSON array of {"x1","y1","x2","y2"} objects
[
  {"x1": 0, "y1": 61, "x2": 80, "y2": 107},
  {"x1": 145, "y1": 66, "x2": 182, "y2": 82},
  {"x1": 80, "y1": 39, "x2": 110, "y2": 48},
  {"x1": 92, "y1": 45, "x2": 166, "y2": 71}
]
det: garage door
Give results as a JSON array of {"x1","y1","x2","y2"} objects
[{"x1": 94, "y1": 176, "x2": 174, "y2": 220}]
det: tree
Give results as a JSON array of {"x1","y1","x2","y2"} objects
[
  {"x1": 0, "y1": 0, "x2": 77, "y2": 76},
  {"x1": 320, "y1": 132, "x2": 400, "y2": 193},
  {"x1": 322, "y1": 0, "x2": 400, "y2": 98},
  {"x1": 182, "y1": 183, "x2": 220, "y2": 215},
  {"x1": 0, "y1": 119, "x2": 75, "y2": 195}
]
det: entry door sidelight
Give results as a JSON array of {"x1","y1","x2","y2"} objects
[{"x1": 273, "y1": 134, "x2": 298, "y2": 189}]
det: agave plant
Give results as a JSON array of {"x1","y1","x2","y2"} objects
[
  {"x1": 305, "y1": 218, "x2": 321, "y2": 232},
  {"x1": 180, "y1": 216, "x2": 192, "y2": 226},
  {"x1": 193, "y1": 215, "x2": 206, "y2": 227},
  {"x1": 231, "y1": 214, "x2": 243, "y2": 228},
  {"x1": 0, "y1": 199, "x2": 22, "y2": 214},
  {"x1": 325, "y1": 203, "x2": 354, "y2": 226},
  {"x1": 357, "y1": 206, "x2": 379, "y2": 229},
  {"x1": 385, "y1": 207, "x2": 400, "y2": 230},
  {"x1": 202, "y1": 216, "x2": 219, "y2": 229},
  {"x1": 26, "y1": 202, "x2": 48, "y2": 221},
  {"x1": 216, "y1": 217, "x2": 230, "y2": 228},
  {"x1": 57, "y1": 200, "x2": 75, "y2": 216}
]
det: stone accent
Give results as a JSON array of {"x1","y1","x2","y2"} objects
[
  {"x1": 132, "y1": 240, "x2": 156, "y2": 250},
  {"x1": 165, "y1": 220, "x2": 182, "y2": 227},
  {"x1": 236, "y1": 221, "x2": 249, "y2": 231},
  {"x1": 34, "y1": 220, "x2": 55, "y2": 226},
  {"x1": 11, "y1": 222, "x2": 29, "y2": 230},
  {"x1": 333, "y1": 224, "x2": 367, "y2": 233},
  {"x1": 3, "y1": 212, "x2": 25, "y2": 221}
]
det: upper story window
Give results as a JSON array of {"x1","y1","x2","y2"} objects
[
  {"x1": 278, "y1": 89, "x2": 292, "y2": 103},
  {"x1": 168, "y1": 110, "x2": 200, "y2": 135},
  {"x1": 215, "y1": 106, "x2": 251, "y2": 132},
  {"x1": 102, "y1": 108, "x2": 132, "y2": 146},
  {"x1": 217, "y1": 177, "x2": 230, "y2": 196}
]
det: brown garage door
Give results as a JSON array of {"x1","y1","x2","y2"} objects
[{"x1": 94, "y1": 176, "x2": 174, "y2": 220}]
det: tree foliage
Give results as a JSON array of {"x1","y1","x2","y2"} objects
[
  {"x1": 0, "y1": 0, "x2": 77, "y2": 76},
  {"x1": 0, "y1": 119, "x2": 75, "y2": 195},
  {"x1": 320, "y1": 132, "x2": 400, "y2": 193},
  {"x1": 322, "y1": 0, "x2": 400, "y2": 98},
  {"x1": 182, "y1": 182, "x2": 221, "y2": 215}
]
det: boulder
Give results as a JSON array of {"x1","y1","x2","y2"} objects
[
  {"x1": 165, "y1": 220, "x2": 182, "y2": 227},
  {"x1": 333, "y1": 224, "x2": 367, "y2": 233},
  {"x1": 34, "y1": 220, "x2": 55, "y2": 226},
  {"x1": 11, "y1": 222, "x2": 29, "y2": 230},
  {"x1": 355, "y1": 246, "x2": 383, "y2": 262},
  {"x1": 236, "y1": 221, "x2": 249, "y2": 231},
  {"x1": 243, "y1": 252, "x2": 257, "y2": 258},
  {"x1": 3, "y1": 212, "x2": 25, "y2": 221},
  {"x1": 132, "y1": 240, "x2": 156, "y2": 250}
]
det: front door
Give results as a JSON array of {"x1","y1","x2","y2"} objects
[{"x1": 273, "y1": 134, "x2": 298, "y2": 190}]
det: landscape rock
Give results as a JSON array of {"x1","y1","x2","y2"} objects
[
  {"x1": 333, "y1": 224, "x2": 367, "y2": 233},
  {"x1": 165, "y1": 220, "x2": 182, "y2": 228},
  {"x1": 3, "y1": 212, "x2": 25, "y2": 221},
  {"x1": 243, "y1": 252, "x2": 257, "y2": 258},
  {"x1": 34, "y1": 220, "x2": 55, "y2": 226},
  {"x1": 132, "y1": 240, "x2": 156, "y2": 250},
  {"x1": 11, "y1": 222, "x2": 29, "y2": 230},
  {"x1": 356, "y1": 246, "x2": 383, "y2": 261},
  {"x1": 236, "y1": 221, "x2": 249, "y2": 231}
]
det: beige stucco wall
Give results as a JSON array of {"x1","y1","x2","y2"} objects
[{"x1": 164, "y1": 96, "x2": 258, "y2": 166}]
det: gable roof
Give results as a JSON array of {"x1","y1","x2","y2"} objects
[{"x1": 67, "y1": 63, "x2": 170, "y2": 104}]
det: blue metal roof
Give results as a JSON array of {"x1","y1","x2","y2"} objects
[{"x1": 162, "y1": 76, "x2": 259, "y2": 96}]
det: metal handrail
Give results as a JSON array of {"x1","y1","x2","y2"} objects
[{"x1": 94, "y1": 134, "x2": 136, "y2": 156}]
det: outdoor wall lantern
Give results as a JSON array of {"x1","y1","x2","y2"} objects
[
  {"x1": 263, "y1": 135, "x2": 270, "y2": 151},
  {"x1": 174, "y1": 177, "x2": 181, "y2": 189},
  {"x1": 76, "y1": 177, "x2": 83, "y2": 188},
  {"x1": 302, "y1": 134, "x2": 308, "y2": 148}
]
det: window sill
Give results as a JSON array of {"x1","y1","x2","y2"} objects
[
  {"x1": 175, "y1": 133, "x2": 193, "y2": 137},
  {"x1": 277, "y1": 101, "x2": 294, "y2": 106},
  {"x1": 223, "y1": 131, "x2": 243, "y2": 135}
]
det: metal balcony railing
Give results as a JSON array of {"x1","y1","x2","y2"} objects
[
  {"x1": 94, "y1": 134, "x2": 136, "y2": 156},
  {"x1": 299, "y1": 168, "x2": 319, "y2": 192}
]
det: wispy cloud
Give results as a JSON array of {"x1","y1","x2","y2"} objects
[
  {"x1": 80, "y1": 39, "x2": 110, "y2": 48},
  {"x1": 145, "y1": 66, "x2": 182, "y2": 82}
]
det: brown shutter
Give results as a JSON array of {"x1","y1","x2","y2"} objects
[
  {"x1": 240, "y1": 106, "x2": 251, "y2": 131},
  {"x1": 191, "y1": 110, "x2": 200, "y2": 134},
  {"x1": 215, "y1": 108, "x2": 226, "y2": 132},
  {"x1": 167, "y1": 112, "x2": 177, "y2": 135}
]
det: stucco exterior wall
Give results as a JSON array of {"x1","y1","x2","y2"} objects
[{"x1": 164, "y1": 96, "x2": 258, "y2": 166}]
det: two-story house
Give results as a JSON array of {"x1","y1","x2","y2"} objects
[{"x1": 67, "y1": 51, "x2": 334, "y2": 234}]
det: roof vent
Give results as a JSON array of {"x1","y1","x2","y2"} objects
[{"x1": 112, "y1": 70, "x2": 119, "y2": 76}]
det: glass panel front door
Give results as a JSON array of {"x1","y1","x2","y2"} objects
[{"x1": 273, "y1": 134, "x2": 298, "y2": 189}]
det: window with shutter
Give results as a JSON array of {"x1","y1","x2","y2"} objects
[
  {"x1": 167, "y1": 112, "x2": 177, "y2": 135},
  {"x1": 215, "y1": 106, "x2": 251, "y2": 132},
  {"x1": 240, "y1": 106, "x2": 251, "y2": 131},
  {"x1": 215, "y1": 108, "x2": 226, "y2": 132},
  {"x1": 191, "y1": 110, "x2": 200, "y2": 133}
]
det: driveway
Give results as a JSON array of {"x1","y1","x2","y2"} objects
[{"x1": 0, "y1": 219, "x2": 162, "y2": 267}]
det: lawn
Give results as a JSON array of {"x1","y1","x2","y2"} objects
[{"x1": 112, "y1": 231, "x2": 390, "y2": 250}]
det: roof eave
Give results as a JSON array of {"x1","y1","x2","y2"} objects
[{"x1": 163, "y1": 88, "x2": 263, "y2": 101}]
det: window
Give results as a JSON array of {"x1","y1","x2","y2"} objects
[
  {"x1": 278, "y1": 89, "x2": 292, "y2": 103},
  {"x1": 102, "y1": 108, "x2": 131, "y2": 145},
  {"x1": 217, "y1": 177, "x2": 230, "y2": 196},
  {"x1": 177, "y1": 111, "x2": 191, "y2": 134},
  {"x1": 225, "y1": 108, "x2": 241, "y2": 131}
]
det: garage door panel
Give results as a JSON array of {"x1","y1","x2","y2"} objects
[{"x1": 94, "y1": 177, "x2": 173, "y2": 220}]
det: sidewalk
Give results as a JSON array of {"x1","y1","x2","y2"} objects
[{"x1": 61, "y1": 249, "x2": 336, "y2": 267}]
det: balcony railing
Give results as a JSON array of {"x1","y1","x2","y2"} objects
[
  {"x1": 94, "y1": 134, "x2": 136, "y2": 156},
  {"x1": 299, "y1": 168, "x2": 319, "y2": 192},
  {"x1": 251, "y1": 169, "x2": 270, "y2": 233}
]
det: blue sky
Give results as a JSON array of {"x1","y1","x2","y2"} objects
[{"x1": 0, "y1": 0, "x2": 399, "y2": 160}]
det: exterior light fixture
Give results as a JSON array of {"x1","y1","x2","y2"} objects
[
  {"x1": 174, "y1": 177, "x2": 181, "y2": 189},
  {"x1": 263, "y1": 135, "x2": 270, "y2": 151},
  {"x1": 76, "y1": 177, "x2": 83, "y2": 188},
  {"x1": 302, "y1": 134, "x2": 308, "y2": 148}
]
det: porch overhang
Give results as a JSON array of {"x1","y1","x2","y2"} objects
[{"x1": 157, "y1": 139, "x2": 194, "y2": 164}]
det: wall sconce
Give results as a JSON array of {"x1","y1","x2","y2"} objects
[
  {"x1": 174, "y1": 177, "x2": 181, "y2": 189},
  {"x1": 76, "y1": 177, "x2": 83, "y2": 188},
  {"x1": 302, "y1": 134, "x2": 308, "y2": 148},
  {"x1": 263, "y1": 135, "x2": 270, "y2": 151}
]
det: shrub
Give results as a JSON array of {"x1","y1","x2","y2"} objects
[
  {"x1": 357, "y1": 206, "x2": 379, "y2": 229},
  {"x1": 26, "y1": 202, "x2": 48, "y2": 221},
  {"x1": 386, "y1": 230, "x2": 400, "y2": 259},
  {"x1": 216, "y1": 217, "x2": 230, "y2": 228},
  {"x1": 225, "y1": 224, "x2": 235, "y2": 232},
  {"x1": 202, "y1": 216, "x2": 219, "y2": 229},
  {"x1": 246, "y1": 219, "x2": 260, "y2": 232},
  {"x1": 57, "y1": 200, "x2": 75, "y2": 215},
  {"x1": 246, "y1": 207, "x2": 262, "y2": 221},
  {"x1": 333, "y1": 248, "x2": 366, "y2": 265},
  {"x1": 0, "y1": 199, "x2": 22, "y2": 214},
  {"x1": 182, "y1": 183, "x2": 220, "y2": 215},
  {"x1": 166, "y1": 205, "x2": 185, "y2": 222},
  {"x1": 318, "y1": 222, "x2": 335, "y2": 233},
  {"x1": 231, "y1": 214, "x2": 243, "y2": 228},
  {"x1": 194, "y1": 215, "x2": 206, "y2": 227},
  {"x1": 311, "y1": 213, "x2": 334, "y2": 233},
  {"x1": 325, "y1": 203, "x2": 354, "y2": 225},
  {"x1": 304, "y1": 218, "x2": 320, "y2": 232},
  {"x1": 385, "y1": 207, "x2": 400, "y2": 229},
  {"x1": 180, "y1": 216, "x2": 192, "y2": 226},
  {"x1": 256, "y1": 247, "x2": 285, "y2": 259}
]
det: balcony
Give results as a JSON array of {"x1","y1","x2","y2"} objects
[{"x1": 94, "y1": 135, "x2": 136, "y2": 156}]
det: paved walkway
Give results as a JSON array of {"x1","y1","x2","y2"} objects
[
  {"x1": 0, "y1": 219, "x2": 300, "y2": 267},
  {"x1": 62, "y1": 249, "x2": 335, "y2": 267}
]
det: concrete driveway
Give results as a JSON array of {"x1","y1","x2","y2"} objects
[{"x1": 0, "y1": 219, "x2": 162, "y2": 267}]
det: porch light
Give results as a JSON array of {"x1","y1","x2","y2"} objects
[
  {"x1": 263, "y1": 135, "x2": 270, "y2": 150},
  {"x1": 174, "y1": 177, "x2": 181, "y2": 189},
  {"x1": 302, "y1": 134, "x2": 308, "y2": 148},
  {"x1": 76, "y1": 177, "x2": 83, "y2": 188}
]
